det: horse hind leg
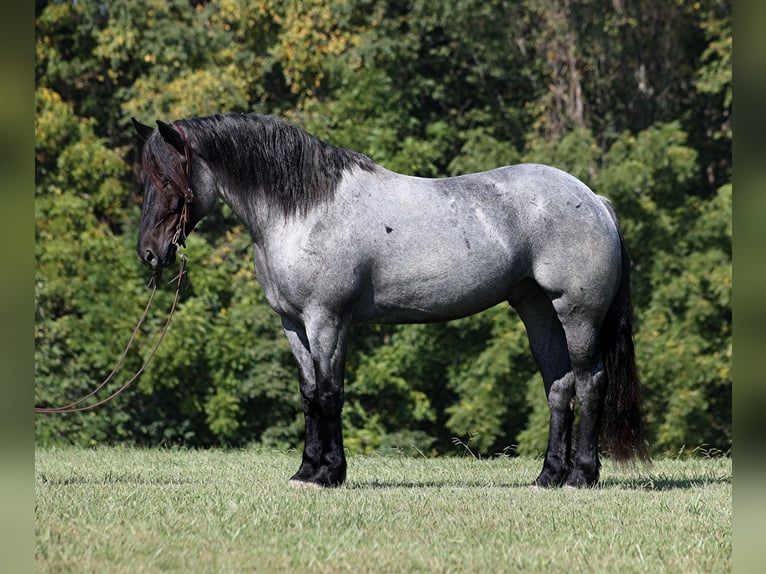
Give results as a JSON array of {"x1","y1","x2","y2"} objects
[
  {"x1": 556, "y1": 309, "x2": 606, "y2": 488},
  {"x1": 512, "y1": 285, "x2": 575, "y2": 487}
]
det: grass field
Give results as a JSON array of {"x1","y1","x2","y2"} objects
[{"x1": 35, "y1": 447, "x2": 731, "y2": 573}]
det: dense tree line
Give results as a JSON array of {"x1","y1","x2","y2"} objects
[{"x1": 35, "y1": 0, "x2": 731, "y2": 457}]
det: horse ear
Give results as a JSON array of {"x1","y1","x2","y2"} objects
[
  {"x1": 156, "y1": 120, "x2": 186, "y2": 156},
  {"x1": 131, "y1": 117, "x2": 154, "y2": 141}
]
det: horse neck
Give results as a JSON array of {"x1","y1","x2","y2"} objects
[
  {"x1": 187, "y1": 114, "x2": 374, "y2": 241},
  {"x1": 201, "y1": 169, "x2": 265, "y2": 242}
]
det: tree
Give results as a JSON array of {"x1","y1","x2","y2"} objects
[{"x1": 35, "y1": 0, "x2": 731, "y2": 457}]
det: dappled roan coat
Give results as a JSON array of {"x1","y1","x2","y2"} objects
[{"x1": 133, "y1": 113, "x2": 648, "y2": 488}]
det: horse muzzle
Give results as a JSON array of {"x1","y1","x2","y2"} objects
[{"x1": 138, "y1": 240, "x2": 177, "y2": 272}]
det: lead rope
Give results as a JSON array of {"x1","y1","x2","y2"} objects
[
  {"x1": 34, "y1": 258, "x2": 187, "y2": 413},
  {"x1": 35, "y1": 256, "x2": 186, "y2": 414}
]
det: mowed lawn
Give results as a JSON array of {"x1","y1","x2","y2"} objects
[{"x1": 35, "y1": 448, "x2": 730, "y2": 573}]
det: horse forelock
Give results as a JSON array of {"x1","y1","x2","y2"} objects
[
  {"x1": 179, "y1": 114, "x2": 376, "y2": 218},
  {"x1": 141, "y1": 133, "x2": 188, "y2": 201}
]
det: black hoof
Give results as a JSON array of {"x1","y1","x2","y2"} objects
[
  {"x1": 533, "y1": 467, "x2": 569, "y2": 488},
  {"x1": 564, "y1": 467, "x2": 599, "y2": 488},
  {"x1": 289, "y1": 464, "x2": 346, "y2": 488},
  {"x1": 290, "y1": 465, "x2": 319, "y2": 484}
]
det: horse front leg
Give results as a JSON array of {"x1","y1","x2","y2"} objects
[
  {"x1": 281, "y1": 317, "x2": 322, "y2": 485},
  {"x1": 283, "y1": 314, "x2": 349, "y2": 488},
  {"x1": 309, "y1": 314, "x2": 349, "y2": 487}
]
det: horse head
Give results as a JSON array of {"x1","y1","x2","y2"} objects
[{"x1": 133, "y1": 118, "x2": 207, "y2": 273}]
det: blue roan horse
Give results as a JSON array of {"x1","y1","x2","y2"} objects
[{"x1": 132, "y1": 114, "x2": 648, "y2": 488}]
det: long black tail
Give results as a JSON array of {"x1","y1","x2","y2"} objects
[{"x1": 601, "y1": 235, "x2": 650, "y2": 463}]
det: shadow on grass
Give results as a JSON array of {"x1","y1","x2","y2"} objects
[
  {"x1": 36, "y1": 472, "x2": 197, "y2": 487},
  {"x1": 348, "y1": 473, "x2": 731, "y2": 491},
  {"x1": 346, "y1": 479, "x2": 529, "y2": 490},
  {"x1": 598, "y1": 473, "x2": 732, "y2": 491}
]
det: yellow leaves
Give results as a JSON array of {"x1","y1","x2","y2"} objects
[
  {"x1": 235, "y1": 266, "x2": 252, "y2": 280},
  {"x1": 36, "y1": 88, "x2": 80, "y2": 163},
  {"x1": 124, "y1": 66, "x2": 250, "y2": 120},
  {"x1": 94, "y1": 27, "x2": 137, "y2": 65},
  {"x1": 216, "y1": 0, "x2": 244, "y2": 21},
  {"x1": 275, "y1": 0, "x2": 365, "y2": 95}
]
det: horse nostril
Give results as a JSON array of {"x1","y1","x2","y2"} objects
[{"x1": 142, "y1": 249, "x2": 157, "y2": 267}]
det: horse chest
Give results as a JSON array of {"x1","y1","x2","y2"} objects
[
  {"x1": 250, "y1": 242, "x2": 298, "y2": 317},
  {"x1": 251, "y1": 237, "x2": 352, "y2": 320}
]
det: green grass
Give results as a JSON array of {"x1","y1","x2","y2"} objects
[{"x1": 35, "y1": 448, "x2": 731, "y2": 573}]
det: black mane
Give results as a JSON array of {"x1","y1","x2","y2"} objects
[{"x1": 174, "y1": 114, "x2": 376, "y2": 217}]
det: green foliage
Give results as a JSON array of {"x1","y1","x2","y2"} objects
[
  {"x1": 35, "y1": 0, "x2": 731, "y2": 457},
  {"x1": 635, "y1": 185, "x2": 732, "y2": 454},
  {"x1": 443, "y1": 308, "x2": 535, "y2": 453}
]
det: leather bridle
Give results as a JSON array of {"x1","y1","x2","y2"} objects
[{"x1": 170, "y1": 124, "x2": 193, "y2": 249}]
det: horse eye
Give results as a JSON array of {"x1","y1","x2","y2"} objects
[{"x1": 160, "y1": 176, "x2": 171, "y2": 189}]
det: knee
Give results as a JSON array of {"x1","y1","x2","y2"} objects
[
  {"x1": 317, "y1": 388, "x2": 344, "y2": 418},
  {"x1": 299, "y1": 383, "x2": 317, "y2": 411},
  {"x1": 548, "y1": 379, "x2": 575, "y2": 412}
]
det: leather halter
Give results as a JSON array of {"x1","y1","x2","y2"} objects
[{"x1": 171, "y1": 124, "x2": 194, "y2": 249}]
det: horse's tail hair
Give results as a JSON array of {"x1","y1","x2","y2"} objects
[{"x1": 600, "y1": 232, "x2": 650, "y2": 463}]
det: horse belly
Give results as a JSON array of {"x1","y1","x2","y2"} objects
[{"x1": 362, "y1": 232, "x2": 520, "y2": 323}]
